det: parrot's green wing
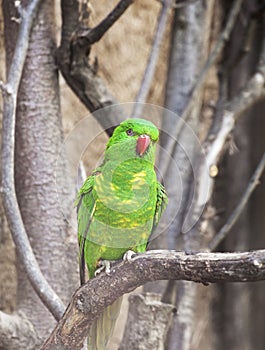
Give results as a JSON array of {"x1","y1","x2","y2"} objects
[
  {"x1": 153, "y1": 181, "x2": 168, "y2": 229},
  {"x1": 75, "y1": 173, "x2": 97, "y2": 285}
]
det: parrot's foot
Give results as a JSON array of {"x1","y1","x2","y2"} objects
[
  {"x1": 95, "y1": 260, "x2": 111, "y2": 276},
  {"x1": 123, "y1": 250, "x2": 136, "y2": 261}
]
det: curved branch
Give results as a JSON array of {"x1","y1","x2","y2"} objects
[
  {"x1": 1, "y1": 0, "x2": 65, "y2": 320},
  {"x1": 41, "y1": 249, "x2": 265, "y2": 350}
]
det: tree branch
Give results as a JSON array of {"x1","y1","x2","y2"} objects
[
  {"x1": 41, "y1": 249, "x2": 265, "y2": 350},
  {"x1": 57, "y1": 0, "x2": 132, "y2": 135},
  {"x1": 182, "y1": 41, "x2": 265, "y2": 232},
  {"x1": 209, "y1": 151, "x2": 265, "y2": 250},
  {"x1": 0, "y1": 0, "x2": 65, "y2": 320},
  {"x1": 78, "y1": 0, "x2": 134, "y2": 45},
  {"x1": 132, "y1": 0, "x2": 172, "y2": 117},
  {"x1": 197, "y1": 71, "x2": 265, "y2": 205},
  {"x1": 159, "y1": 0, "x2": 244, "y2": 180}
]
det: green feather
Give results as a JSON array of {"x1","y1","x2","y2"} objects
[{"x1": 76, "y1": 118, "x2": 167, "y2": 349}]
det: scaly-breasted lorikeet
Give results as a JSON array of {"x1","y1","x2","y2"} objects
[{"x1": 76, "y1": 118, "x2": 168, "y2": 349}]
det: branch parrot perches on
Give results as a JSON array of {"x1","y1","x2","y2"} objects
[{"x1": 76, "y1": 118, "x2": 168, "y2": 349}]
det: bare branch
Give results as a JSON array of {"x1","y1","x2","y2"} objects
[
  {"x1": 209, "y1": 151, "x2": 265, "y2": 251},
  {"x1": 79, "y1": 0, "x2": 134, "y2": 45},
  {"x1": 132, "y1": 0, "x2": 172, "y2": 117},
  {"x1": 159, "y1": 0, "x2": 244, "y2": 180},
  {"x1": 57, "y1": 0, "x2": 131, "y2": 135},
  {"x1": 1, "y1": 0, "x2": 65, "y2": 320},
  {"x1": 197, "y1": 72, "x2": 265, "y2": 205},
  {"x1": 182, "y1": 42, "x2": 265, "y2": 232},
  {"x1": 41, "y1": 249, "x2": 265, "y2": 350}
]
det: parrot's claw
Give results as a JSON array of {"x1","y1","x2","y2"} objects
[
  {"x1": 95, "y1": 260, "x2": 111, "y2": 276},
  {"x1": 123, "y1": 250, "x2": 136, "y2": 261}
]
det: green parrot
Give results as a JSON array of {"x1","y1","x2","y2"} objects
[{"x1": 76, "y1": 118, "x2": 168, "y2": 349}]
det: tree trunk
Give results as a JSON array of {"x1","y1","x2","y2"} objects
[
  {"x1": 3, "y1": 0, "x2": 78, "y2": 344},
  {"x1": 154, "y1": 1, "x2": 215, "y2": 349},
  {"x1": 119, "y1": 293, "x2": 174, "y2": 350}
]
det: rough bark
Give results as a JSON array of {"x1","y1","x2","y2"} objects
[
  {"x1": 0, "y1": 311, "x2": 37, "y2": 350},
  {"x1": 0, "y1": 1, "x2": 16, "y2": 305},
  {"x1": 15, "y1": 0, "x2": 77, "y2": 338},
  {"x1": 57, "y1": 0, "x2": 125, "y2": 134},
  {"x1": 2, "y1": 0, "x2": 78, "y2": 345},
  {"x1": 119, "y1": 293, "x2": 174, "y2": 350}
]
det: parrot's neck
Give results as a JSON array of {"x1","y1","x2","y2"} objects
[{"x1": 104, "y1": 139, "x2": 156, "y2": 165}]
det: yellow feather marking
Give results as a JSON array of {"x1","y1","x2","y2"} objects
[
  {"x1": 110, "y1": 183, "x2": 119, "y2": 191},
  {"x1": 131, "y1": 171, "x2": 147, "y2": 183},
  {"x1": 100, "y1": 246, "x2": 107, "y2": 253},
  {"x1": 137, "y1": 171, "x2": 147, "y2": 178},
  {"x1": 141, "y1": 233, "x2": 148, "y2": 239}
]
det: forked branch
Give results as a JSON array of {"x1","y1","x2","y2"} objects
[{"x1": 57, "y1": 0, "x2": 134, "y2": 133}]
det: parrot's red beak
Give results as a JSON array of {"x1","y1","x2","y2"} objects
[{"x1": 136, "y1": 135, "x2": 151, "y2": 156}]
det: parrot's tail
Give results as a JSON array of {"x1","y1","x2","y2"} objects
[{"x1": 87, "y1": 297, "x2": 123, "y2": 350}]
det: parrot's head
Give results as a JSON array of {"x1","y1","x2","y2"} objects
[{"x1": 106, "y1": 118, "x2": 159, "y2": 161}]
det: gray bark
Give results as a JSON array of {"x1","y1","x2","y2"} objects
[
  {"x1": 0, "y1": 311, "x2": 37, "y2": 350},
  {"x1": 119, "y1": 293, "x2": 174, "y2": 350},
  {"x1": 2, "y1": 0, "x2": 78, "y2": 345},
  {"x1": 57, "y1": 0, "x2": 124, "y2": 135}
]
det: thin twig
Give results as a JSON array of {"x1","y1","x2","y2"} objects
[
  {"x1": 209, "y1": 152, "x2": 265, "y2": 251},
  {"x1": 132, "y1": 0, "x2": 173, "y2": 117},
  {"x1": 57, "y1": 0, "x2": 125, "y2": 135},
  {"x1": 79, "y1": 0, "x2": 134, "y2": 45},
  {"x1": 159, "y1": 0, "x2": 244, "y2": 180},
  {"x1": 41, "y1": 249, "x2": 265, "y2": 349},
  {"x1": 1, "y1": 0, "x2": 65, "y2": 320}
]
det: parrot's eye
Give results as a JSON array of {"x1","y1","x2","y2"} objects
[{"x1": 126, "y1": 129, "x2": 134, "y2": 136}]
